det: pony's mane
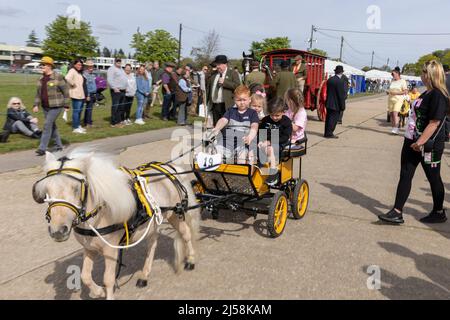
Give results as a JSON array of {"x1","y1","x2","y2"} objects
[{"x1": 42, "y1": 147, "x2": 136, "y2": 224}]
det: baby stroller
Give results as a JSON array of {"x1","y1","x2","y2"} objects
[{"x1": 95, "y1": 75, "x2": 108, "y2": 107}]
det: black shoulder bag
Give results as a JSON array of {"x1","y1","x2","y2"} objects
[{"x1": 423, "y1": 119, "x2": 446, "y2": 153}]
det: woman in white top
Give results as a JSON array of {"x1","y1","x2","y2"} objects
[
  {"x1": 387, "y1": 68, "x2": 408, "y2": 134},
  {"x1": 123, "y1": 64, "x2": 137, "y2": 125},
  {"x1": 65, "y1": 59, "x2": 87, "y2": 134}
]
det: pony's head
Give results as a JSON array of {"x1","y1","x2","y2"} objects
[{"x1": 32, "y1": 149, "x2": 136, "y2": 242}]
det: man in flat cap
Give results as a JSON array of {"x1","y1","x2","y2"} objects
[
  {"x1": 293, "y1": 55, "x2": 308, "y2": 94},
  {"x1": 244, "y1": 60, "x2": 266, "y2": 87},
  {"x1": 270, "y1": 60, "x2": 297, "y2": 99},
  {"x1": 207, "y1": 55, "x2": 242, "y2": 125},
  {"x1": 161, "y1": 62, "x2": 178, "y2": 121}
]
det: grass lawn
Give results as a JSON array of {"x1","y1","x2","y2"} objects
[{"x1": 0, "y1": 73, "x2": 201, "y2": 154}]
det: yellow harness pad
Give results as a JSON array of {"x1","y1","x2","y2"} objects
[{"x1": 121, "y1": 162, "x2": 178, "y2": 219}]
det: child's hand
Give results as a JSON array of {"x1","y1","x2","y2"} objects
[{"x1": 243, "y1": 135, "x2": 251, "y2": 145}]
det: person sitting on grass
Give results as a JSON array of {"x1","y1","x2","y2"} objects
[
  {"x1": 209, "y1": 85, "x2": 259, "y2": 163},
  {"x1": 3, "y1": 97, "x2": 41, "y2": 139},
  {"x1": 258, "y1": 97, "x2": 293, "y2": 186}
]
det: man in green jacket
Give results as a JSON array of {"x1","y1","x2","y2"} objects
[
  {"x1": 207, "y1": 55, "x2": 242, "y2": 125},
  {"x1": 244, "y1": 61, "x2": 266, "y2": 87},
  {"x1": 270, "y1": 60, "x2": 297, "y2": 99},
  {"x1": 32, "y1": 56, "x2": 69, "y2": 156}
]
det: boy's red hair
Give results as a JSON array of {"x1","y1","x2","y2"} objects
[{"x1": 234, "y1": 85, "x2": 251, "y2": 97}]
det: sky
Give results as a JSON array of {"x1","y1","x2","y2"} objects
[{"x1": 1, "y1": 0, "x2": 450, "y2": 68}]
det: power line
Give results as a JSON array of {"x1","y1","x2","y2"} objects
[{"x1": 317, "y1": 27, "x2": 450, "y2": 36}]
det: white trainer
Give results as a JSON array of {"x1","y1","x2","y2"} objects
[
  {"x1": 73, "y1": 128, "x2": 86, "y2": 134},
  {"x1": 135, "y1": 119, "x2": 145, "y2": 125}
]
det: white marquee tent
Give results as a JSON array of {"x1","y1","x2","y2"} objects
[{"x1": 324, "y1": 60, "x2": 365, "y2": 77}]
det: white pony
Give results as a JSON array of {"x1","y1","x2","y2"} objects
[{"x1": 32, "y1": 149, "x2": 200, "y2": 300}]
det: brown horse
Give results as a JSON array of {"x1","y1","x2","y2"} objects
[{"x1": 32, "y1": 149, "x2": 200, "y2": 300}]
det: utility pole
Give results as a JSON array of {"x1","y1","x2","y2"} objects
[
  {"x1": 371, "y1": 51, "x2": 374, "y2": 69},
  {"x1": 339, "y1": 36, "x2": 344, "y2": 62},
  {"x1": 178, "y1": 23, "x2": 182, "y2": 65},
  {"x1": 309, "y1": 25, "x2": 315, "y2": 50}
]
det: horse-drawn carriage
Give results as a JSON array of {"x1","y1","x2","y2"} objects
[
  {"x1": 243, "y1": 49, "x2": 328, "y2": 121},
  {"x1": 192, "y1": 130, "x2": 310, "y2": 238}
]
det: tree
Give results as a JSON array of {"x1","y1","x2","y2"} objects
[
  {"x1": 415, "y1": 54, "x2": 440, "y2": 74},
  {"x1": 309, "y1": 48, "x2": 327, "y2": 57},
  {"x1": 402, "y1": 63, "x2": 418, "y2": 76},
  {"x1": 440, "y1": 51, "x2": 450, "y2": 67},
  {"x1": 117, "y1": 49, "x2": 126, "y2": 58},
  {"x1": 96, "y1": 48, "x2": 101, "y2": 57},
  {"x1": 26, "y1": 30, "x2": 40, "y2": 47},
  {"x1": 361, "y1": 66, "x2": 372, "y2": 72},
  {"x1": 41, "y1": 15, "x2": 99, "y2": 62},
  {"x1": 250, "y1": 37, "x2": 291, "y2": 60},
  {"x1": 102, "y1": 47, "x2": 111, "y2": 57},
  {"x1": 131, "y1": 29, "x2": 179, "y2": 63},
  {"x1": 191, "y1": 30, "x2": 220, "y2": 67}
]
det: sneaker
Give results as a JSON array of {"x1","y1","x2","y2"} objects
[
  {"x1": 31, "y1": 132, "x2": 41, "y2": 139},
  {"x1": 378, "y1": 209, "x2": 404, "y2": 224},
  {"x1": 266, "y1": 170, "x2": 279, "y2": 187},
  {"x1": 73, "y1": 128, "x2": 86, "y2": 134},
  {"x1": 78, "y1": 126, "x2": 87, "y2": 133},
  {"x1": 135, "y1": 119, "x2": 145, "y2": 125},
  {"x1": 420, "y1": 210, "x2": 448, "y2": 224},
  {"x1": 125, "y1": 119, "x2": 132, "y2": 125},
  {"x1": 35, "y1": 149, "x2": 46, "y2": 156},
  {"x1": 391, "y1": 128, "x2": 399, "y2": 135}
]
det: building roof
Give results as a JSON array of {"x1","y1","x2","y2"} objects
[{"x1": 0, "y1": 44, "x2": 42, "y2": 54}]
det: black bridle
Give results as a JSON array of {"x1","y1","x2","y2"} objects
[{"x1": 33, "y1": 156, "x2": 102, "y2": 227}]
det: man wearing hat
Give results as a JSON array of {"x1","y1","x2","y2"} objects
[
  {"x1": 324, "y1": 65, "x2": 346, "y2": 138},
  {"x1": 244, "y1": 60, "x2": 266, "y2": 87},
  {"x1": 32, "y1": 56, "x2": 69, "y2": 156},
  {"x1": 83, "y1": 60, "x2": 97, "y2": 128},
  {"x1": 207, "y1": 55, "x2": 242, "y2": 125},
  {"x1": 161, "y1": 62, "x2": 178, "y2": 121},
  {"x1": 107, "y1": 58, "x2": 128, "y2": 127},
  {"x1": 293, "y1": 55, "x2": 308, "y2": 94},
  {"x1": 270, "y1": 60, "x2": 297, "y2": 99}
]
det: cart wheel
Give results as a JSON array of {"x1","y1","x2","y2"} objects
[
  {"x1": 291, "y1": 179, "x2": 309, "y2": 220},
  {"x1": 268, "y1": 191, "x2": 289, "y2": 238},
  {"x1": 317, "y1": 80, "x2": 327, "y2": 122}
]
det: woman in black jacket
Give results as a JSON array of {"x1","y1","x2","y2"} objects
[
  {"x1": 3, "y1": 97, "x2": 41, "y2": 139},
  {"x1": 379, "y1": 60, "x2": 450, "y2": 225}
]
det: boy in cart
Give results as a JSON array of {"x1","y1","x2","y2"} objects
[{"x1": 209, "y1": 85, "x2": 259, "y2": 163}]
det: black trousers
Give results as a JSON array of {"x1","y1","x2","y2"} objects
[
  {"x1": 324, "y1": 108, "x2": 340, "y2": 137},
  {"x1": 212, "y1": 103, "x2": 226, "y2": 126},
  {"x1": 338, "y1": 110, "x2": 344, "y2": 123},
  {"x1": 110, "y1": 89, "x2": 126, "y2": 125},
  {"x1": 123, "y1": 96, "x2": 134, "y2": 120},
  {"x1": 394, "y1": 139, "x2": 444, "y2": 212}
]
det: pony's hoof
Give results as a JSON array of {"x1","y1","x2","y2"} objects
[
  {"x1": 184, "y1": 262, "x2": 195, "y2": 271},
  {"x1": 136, "y1": 279, "x2": 148, "y2": 288}
]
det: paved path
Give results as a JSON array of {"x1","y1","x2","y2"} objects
[{"x1": 0, "y1": 94, "x2": 449, "y2": 300}]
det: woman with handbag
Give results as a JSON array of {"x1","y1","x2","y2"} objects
[
  {"x1": 387, "y1": 67, "x2": 408, "y2": 135},
  {"x1": 379, "y1": 60, "x2": 450, "y2": 225}
]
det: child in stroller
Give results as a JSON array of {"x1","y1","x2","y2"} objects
[{"x1": 95, "y1": 75, "x2": 108, "y2": 107}]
